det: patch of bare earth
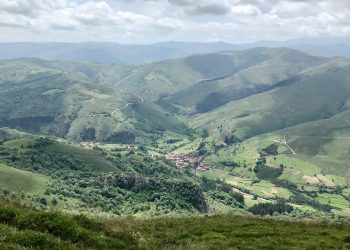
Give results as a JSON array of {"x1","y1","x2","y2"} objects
[
  {"x1": 317, "y1": 174, "x2": 336, "y2": 187},
  {"x1": 302, "y1": 175, "x2": 321, "y2": 186},
  {"x1": 284, "y1": 167, "x2": 300, "y2": 175}
]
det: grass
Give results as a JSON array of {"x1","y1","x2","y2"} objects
[
  {"x1": 1, "y1": 199, "x2": 350, "y2": 249},
  {"x1": 2, "y1": 138, "x2": 116, "y2": 173},
  {"x1": 45, "y1": 142, "x2": 115, "y2": 172},
  {"x1": 3, "y1": 139, "x2": 34, "y2": 150},
  {"x1": 237, "y1": 180, "x2": 291, "y2": 200},
  {"x1": 316, "y1": 193, "x2": 350, "y2": 210},
  {"x1": 116, "y1": 214, "x2": 350, "y2": 250},
  {"x1": 0, "y1": 164, "x2": 49, "y2": 195},
  {"x1": 0, "y1": 199, "x2": 137, "y2": 250},
  {"x1": 190, "y1": 59, "x2": 350, "y2": 189},
  {"x1": 199, "y1": 167, "x2": 292, "y2": 201}
]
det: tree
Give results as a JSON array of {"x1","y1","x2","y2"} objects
[
  {"x1": 262, "y1": 144, "x2": 278, "y2": 156},
  {"x1": 82, "y1": 127, "x2": 96, "y2": 141},
  {"x1": 248, "y1": 201, "x2": 293, "y2": 216},
  {"x1": 108, "y1": 131, "x2": 135, "y2": 144},
  {"x1": 201, "y1": 129, "x2": 209, "y2": 138},
  {"x1": 39, "y1": 197, "x2": 48, "y2": 206},
  {"x1": 224, "y1": 135, "x2": 239, "y2": 145},
  {"x1": 51, "y1": 197, "x2": 58, "y2": 206}
]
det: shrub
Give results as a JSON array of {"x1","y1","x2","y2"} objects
[
  {"x1": 0, "y1": 206, "x2": 17, "y2": 223},
  {"x1": 262, "y1": 144, "x2": 278, "y2": 156},
  {"x1": 248, "y1": 201, "x2": 293, "y2": 216}
]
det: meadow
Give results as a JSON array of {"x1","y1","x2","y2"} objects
[{"x1": 1, "y1": 198, "x2": 350, "y2": 249}]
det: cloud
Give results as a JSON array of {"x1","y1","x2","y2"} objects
[
  {"x1": 270, "y1": 1, "x2": 314, "y2": 16},
  {"x1": 71, "y1": 1, "x2": 116, "y2": 26},
  {"x1": 1, "y1": 0, "x2": 350, "y2": 43},
  {"x1": 168, "y1": 0, "x2": 193, "y2": 6},
  {"x1": 0, "y1": 0, "x2": 70, "y2": 17},
  {"x1": 190, "y1": 3, "x2": 231, "y2": 15},
  {"x1": 0, "y1": 12, "x2": 32, "y2": 28},
  {"x1": 232, "y1": 5, "x2": 261, "y2": 16},
  {"x1": 141, "y1": 0, "x2": 232, "y2": 15},
  {"x1": 0, "y1": 0, "x2": 35, "y2": 16}
]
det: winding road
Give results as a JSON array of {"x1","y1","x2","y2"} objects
[{"x1": 111, "y1": 94, "x2": 144, "y2": 115}]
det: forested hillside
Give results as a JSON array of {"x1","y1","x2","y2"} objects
[{"x1": 1, "y1": 47, "x2": 350, "y2": 219}]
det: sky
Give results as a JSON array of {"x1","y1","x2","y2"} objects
[{"x1": 1, "y1": 0, "x2": 350, "y2": 44}]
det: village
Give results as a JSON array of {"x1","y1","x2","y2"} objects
[{"x1": 165, "y1": 152, "x2": 210, "y2": 173}]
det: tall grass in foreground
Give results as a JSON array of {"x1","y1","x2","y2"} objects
[{"x1": 1, "y1": 198, "x2": 350, "y2": 249}]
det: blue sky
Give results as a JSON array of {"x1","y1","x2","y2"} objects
[{"x1": 0, "y1": 0, "x2": 350, "y2": 43}]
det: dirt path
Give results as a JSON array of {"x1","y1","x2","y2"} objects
[
  {"x1": 274, "y1": 137, "x2": 296, "y2": 155},
  {"x1": 225, "y1": 127, "x2": 233, "y2": 133},
  {"x1": 111, "y1": 94, "x2": 144, "y2": 115}
]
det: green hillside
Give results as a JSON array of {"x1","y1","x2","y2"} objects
[
  {"x1": 1, "y1": 47, "x2": 350, "y2": 220},
  {"x1": 165, "y1": 48, "x2": 327, "y2": 113},
  {"x1": 0, "y1": 129, "x2": 248, "y2": 215},
  {"x1": 0, "y1": 58, "x2": 188, "y2": 140},
  {"x1": 192, "y1": 58, "x2": 350, "y2": 138},
  {"x1": 0, "y1": 164, "x2": 49, "y2": 195},
  {"x1": 0, "y1": 198, "x2": 350, "y2": 249},
  {"x1": 0, "y1": 48, "x2": 337, "y2": 141}
]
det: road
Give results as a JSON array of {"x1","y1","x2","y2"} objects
[{"x1": 111, "y1": 94, "x2": 144, "y2": 115}]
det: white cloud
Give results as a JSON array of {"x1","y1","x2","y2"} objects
[
  {"x1": 231, "y1": 5, "x2": 261, "y2": 16},
  {"x1": 0, "y1": 0, "x2": 350, "y2": 43},
  {"x1": 270, "y1": 2, "x2": 310, "y2": 15},
  {"x1": 0, "y1": 0, "x2": 70, "y2": 16}
]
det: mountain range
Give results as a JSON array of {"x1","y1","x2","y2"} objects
[
  {"x1": 1, "y1": 46, "x2": 350, "y2": 219},
  {"x1": 2, "y1": 37, "x2": 350, "y2": 65}
]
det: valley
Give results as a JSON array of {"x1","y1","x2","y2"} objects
[
  {"x1": 3, "y1": 0, "x2": 350, "y2": 247},
  {"x1": 0, "y1": 47, "x2": 350, "y2": 232}
]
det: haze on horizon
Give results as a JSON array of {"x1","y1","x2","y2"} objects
[{"x1": 1, "y1": 0, "x2": 350, "y2": 44}]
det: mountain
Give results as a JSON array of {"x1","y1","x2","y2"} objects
[
  {"x1": 1, "y1": 47, "x2": 350, "y2": 218},
  {"x1": 0, "y1": 48, "x2": 330, "y2": 140},
  {"x1": 2, "y1": 37, "x2": 350, "y2": 66},
  {"x1": 0, "y1": 42, "x2": 239, "y2": 65},
  {"x1": 0, "y1": 47, "x2": 348, "y2": 140},
  {"x1": 0, "y1": 58, "x2": 189, "y2": 141},
  {"x1": 191, "y1": 55, "x2": 350, "y2": 182},
  {"x1": 243, "y1": 37, "x2": 350, "y2": 58},
  {"x1": 164, "y1": 48, "x2": 328, "y2": 113}
]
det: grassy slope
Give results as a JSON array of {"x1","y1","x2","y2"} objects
[
  {"x1": 2, "y1": 48, "x2": 350, "y2": 216},
  {"x1": 1, "y1": 199, "x2": 350, "y2": 250},
  {"x1": 123, "y1": 214, "x2": 350, "y2": 250},
  {"x1": 1, "y1": 136, "x2": 116, "y2": 173},
  {"x1": 45, "y1": 142, "x2": 116, "y2": 172},
  {"x1": 116, "y1": 59, "x2": 203, "y2": 101},
  {"x1": 0, "y1": 58, "x2": 188, "y2": 139},
  {"x1": 227, "y1": 106, "x2": 350, "y2": 182},
  {"x1": 1, "y1": 132, "x2": 238, "y2": 215},
  {"x1": 276, "y1": 109, "x2": 350, "y2": 181},
  {"x1": 0, "y1": 164, "x2": 49, "y2": 194},
  {"x1": 168, "y1": 48, "x2": 326, "y2": 111},
  {"x1": 187, "y1": 58, "x2": 350, "y2": 210},
  {"x1": 0, "y1": 48, "x2": 339, "y2": 140},
  {"x1": 191, "y1": 59, "x2": 350, "y2": 139},
  {"x1": 0, "y1": 199, "x2": 137, "y2": 250}
]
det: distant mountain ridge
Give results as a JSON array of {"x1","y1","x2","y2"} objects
[
  {"x1": 0, "y1": 42, "x2": 240, "y2": 65},
  {"x1": 1, "y1": 37, "x2": 350, "y2": 64}
]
